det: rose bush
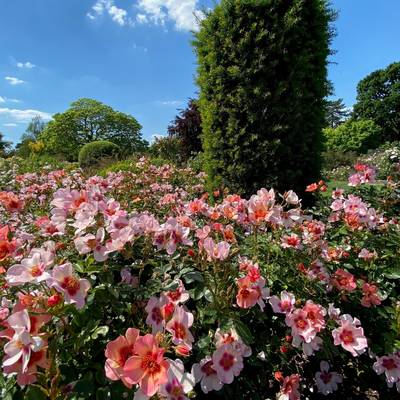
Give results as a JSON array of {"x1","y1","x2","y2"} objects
[{"x1": 0, "y1": 157, "x2": 399, "y2": 399}]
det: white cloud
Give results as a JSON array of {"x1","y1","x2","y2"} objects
[
  {"x1": 89, "y1": 0, "x2": 129, "y2": 26},
  {"x1": 136, "y1": 13, "x2": 148, "y2": 24},
  {"x1": 0, "y1": 108, "x2": 52, "y2": 123},
  {"x1": 108, "y1": 5, "x2": 127, "y2": 25},
  {"x1": 0, "y1": 96, "x2": 19, "y2": 103},
  {"x1": 2, "y1": 123, "x2": 17, "y2": 127},
  {"x1": 17, "y1": 61, "x2": 35, "y2": 68},
  {"x1": 161, "y1": 101, "x2": 183, "y2": 105},
  {"x1": 5, "y1": 77, "x2": 26, "y2": 85},
  {"x1": 137, "y1": 0, "x2": 204, "y2": 31}
]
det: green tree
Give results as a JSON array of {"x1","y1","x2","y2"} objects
[
  {"x1": 167, "y1": 98, "x2": 203, "y2": 162},
  {"x1": 323, "y1": 119, "x2": 382, "y2": 155},
  {"x1": 149, "y1": 135, "x2": 183, "y2": 165},
  {"x1": 0, "y1": 132, "x2": 13, "y2": 158},
  {"x1": 325, "y1": 98, "x2": 350, "y2": 128},
  {"x1": 353, "y1": 61, "x2": 400, "y2": 142},
  {"x1": 15, "y1": 116, "x2": 47, "y2": 158},
  {"x1": 39, "y1": 99, "x2": 148, "y2": 161},
  {"x1": 191, "y1": 0, "x2": 336, "y2": 197}
]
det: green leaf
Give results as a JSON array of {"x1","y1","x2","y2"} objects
[
  {"x1": 189, "y1": 283, "x2": 207, "y2": 300},
  {"x1": 24, "y1": 385, "x2": 47, "y2": 400},
  {"x1": 234, "y1": 320, "x2": 253, "y2": 345},
  {"x1": 163, "y1": 281, "x2": 180, "y2": 292},
  {"x1": 383, "y1": 268, "x2": 400, "y2": 279},
  {"x1": 60, "y1": 365, "x2": 76, "y2": 383},
  {"x1": 73, "y1": 380, "x2": 95, "y2": 397},
  {"x1": 85, "y1": 264, "x2": 103, "y2": 273},
  {"x1": 95, "y1": 370, "x2": 108, "y2": 386},
  {"x1": 96, "y1": 387, "x2": 112, "y2": 400},
  {"x1": 183, "y1": 271, "x2": 204, "y2": 284},
  {"x1": 12, "y1": 391, "x2": 24, "y2": 400},
  {"x1": 204, "y1": 290, "x2": 214, "y2": 302},
  {"x1": 219, "y1": 317, "x2": 234, "y2": 331},
  {"x1": 74, "y1": 262, "x2": 85, "y2": 273},
  {"x1": 92, "y1": 326, "x2": 109, "y2": 339}
]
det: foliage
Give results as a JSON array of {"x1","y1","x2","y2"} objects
[
  {"x1": 0, "y1": 132, "x2": 13, "y2": 158},
  {"x1": 15, "y1": 116, "x2": 47, "y2": 159},
  {"x1": 191, "y1": 0, "x2": 336, "y2": 197},
  {"x1": 167, "y1": 98, "x2": 203, "y2": 162},
  {"x1": 25, "y1": 115, "x2": 46, "y2": 140},
  {"x1": 39, "y1": 98, "x2": 148, "y2": 162},
  {"x1": 1, "y1": 157, "x2": 400, "y2": 399},
  {"x1": 99, "y1": 160, "x2": 139, "y2": 178},
  {"x1": 78, "y1": 141, "x2": 120, "y2": 169},
  {"x1": 324, "y1": 119, "x2": 382, "y2": 155},
  {"x1": 149, "y1": 136, "x2": 183, "y2": 165},
  {"x1": 28, "y1": 141, "x2": 45, "y2": 154},
  {"x1": 187, "y1": 151, "x2": 205, "y2": 173},
  {"x1": 322, "y1": 150, "x2": 359, "y2": 172},
  {"x1": 324, "y1": 98, "x2": 351, "y2": 128},
  {"x1": 353, "y1": 61, "x2": 400, "y2": 142}
]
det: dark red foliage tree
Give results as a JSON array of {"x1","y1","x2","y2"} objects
[{"x1": 167, "y1": 98, "x2": 203, "y2": 162}]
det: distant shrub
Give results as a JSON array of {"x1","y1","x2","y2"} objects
[
  {"x1": 324, "y1": 120, "x2": 382, "y2": 155},
  {"x1": 99, "y1": 160, "x2": 138, "y2": 178},
  {"x1": 149, "y1": 136, "x2": 183, "y2": 165},
  {"x1": 322, "y1": 150, "x2": 359, "y2": 171},
  {"x1": 78, "y1": 141, "x2": 120, "y2": 169},
  {"x1": 151, "y1": 157, "x2": 169, "y2": 167},
  {"x1": 187, "y1": 152, "x2": 205, "y2": 173}
]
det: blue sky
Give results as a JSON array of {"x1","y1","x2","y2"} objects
[{"x1": 0, "y1": 0, "x2": 399, "y2": 147}]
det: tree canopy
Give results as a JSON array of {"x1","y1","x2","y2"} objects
[
  {"x1": 0, "y1": 132, "x2": 13, "y2": 158},
  {"x1": 39, "y1": 98, "x2": 148, "y2": 161},
  {"x1": 167, "y1": 98, "x2": 203, "y2": 162},
  {"x1": 325, "y1": 98, "x2": 351, "y2": 128},
  {"x1": 15, "y1": 116, "x2": 47, "y2": 158},
  {"x1": 191, "y1": 0, "x2": 336, "y2": 197},
  {"x1": 323, "y1": 119, "x2": 382, "y2": 155},
  {"x1": 353, "y1": 61, "x2": 400, "y2": 142}
]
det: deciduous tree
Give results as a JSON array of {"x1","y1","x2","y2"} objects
[
  {"x1": 353, "y1": 61, "x2": 400, "y2": 142},
  {"x1": 167, "y1": 98, "x2": 203, "y2": 162},
  {"x1": 39, "y1": 99, "x2": 148, "y2": 161}
]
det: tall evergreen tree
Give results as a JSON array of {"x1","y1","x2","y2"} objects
[
  {"x1": 325, "y1": 98, "x2": 351, "y2": 128},
  {"x1": 191, "y1": 0, "x2": 336, "y2": 197}
]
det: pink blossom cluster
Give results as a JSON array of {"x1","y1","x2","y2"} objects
[
  {"x1": 269, "y1": 291, "x2": 368, "y2": 357},
  {"x1": 348, "y1": 164, "x2": 378, "y2": 186}
]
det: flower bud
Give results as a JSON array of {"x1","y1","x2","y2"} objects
[
  {"x1": 175, "y1": 345, "x2": 190, "y2": 357},
  {"x1": 47, "y1": 295, "x2": 62, "y2": 307},
  {"x1": 188, "y1": 250, "x2": 195, "y2": 259},
  {"x1": 131, "y1": 305, "x2": 138, "y2": 314},
  {"x1": 20, "y1": 294, "x2": 35, "y2": 307},
  {"x1": 280, "y1": 345, "x2": 288, "y2": 353},
  {"x1": 275, "y1": 372, "x2": 284, "y2": 383}
]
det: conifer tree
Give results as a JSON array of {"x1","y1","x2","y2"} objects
[{"x1": 191, "y1": 0, "x2": 336, "y2": 196}]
